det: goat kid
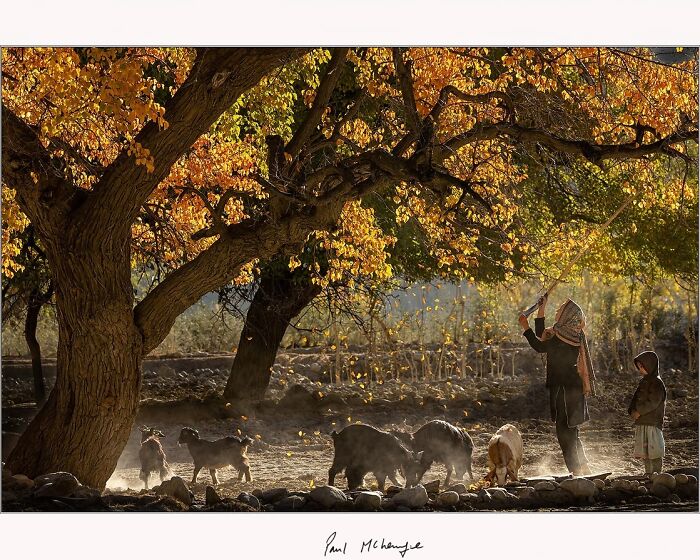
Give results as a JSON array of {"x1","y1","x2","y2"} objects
[{"x1": 139, "y1": 425, "x2": 170, "y2": 490}]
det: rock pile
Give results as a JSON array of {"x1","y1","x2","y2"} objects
[{"x1": 3, "y1": 464, "x2": 697, "y2": 512}]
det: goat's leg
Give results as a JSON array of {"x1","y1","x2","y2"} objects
[
  {"x1": 140, "y1": 470, "x2": 149, "y2": 490},
  {"x1": 191, "y1": 465, "x2": 202, "y2": 484},
  {"x1": 416, "y1": 457, "x2": 433, "y2": 484},
  {"x1": 388, "y1": 471, "x2": 401, "y2": 487},
  {"x1": 444, "y1": 464, "x2": 453, "y2": 487},
  {"x1": 328, "y1": 460, "x2": 343, "y2": 486},
  {"x1": 375, "y1": 472, "x2": 387, "y2": 492},
  {"x1": 242, "y1": 465, "x2": 252, "y2": 482},
  {"x1": 210, "y1": 469, "x2": 219, "y2": 485}
]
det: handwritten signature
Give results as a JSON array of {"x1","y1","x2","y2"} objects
[{"x1": 325, "y1": 532, "x2": 423, "y2": 558}]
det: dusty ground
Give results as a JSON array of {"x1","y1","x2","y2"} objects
[{"x1": 3, "y1": 349, "x2": 698, "y2": 509}]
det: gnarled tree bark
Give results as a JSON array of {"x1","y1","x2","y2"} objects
[{"x1": 223, "y1": 264, "x2": 322, "y2": 401}]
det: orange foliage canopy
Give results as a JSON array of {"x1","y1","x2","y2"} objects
[{"x1": 2, "y1": 47, "x2": 697, "y2": 289}]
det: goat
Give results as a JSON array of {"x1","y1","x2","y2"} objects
[
  {"x1": 138, "y1": 425, "x2": 170, "y2": 490},
  {"x1": 485, "y1": 423, "x2": 523, "y2": 486},
  {"x1": 177, "y1": 427, "x2": 253, "y2": 485}
]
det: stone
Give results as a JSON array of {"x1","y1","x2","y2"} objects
[
  {"x1": 687, "y1": 475, "x2": 697, "y2": 485},
  {"x1": 674, "y1": 474, "x2": 689, "y2": 485},
  {"x1": 460, "y1": 492, "x2": 479, "y2": 503},
  {"x1": 636, "y1": 485, "x2": 648, "y2": 495},
  {"x1": 612, "y1": 479, "x2": 634, "y2": 492},
  {"x1": 252, "y1": 488, "x2": 263, "y2": 498},
  {"x1": 437, "y1": 491, "x2": 460, "y2": 506},
  {"x1": 593, "y1": 479, "x2": 605, "y2": 491},
  {"x1": 205, "y1": 485, "x2": 221, "y2": 506},
  {"x1": 309, "y1": 485, "x2": 348, "y2": 508},
  {"x1": 477, "y1": 488, "x2": 492, "y2": 503},
  {"x1": 651, "y1": 483, "x2": 671, "y2": 499},
  {"x1": 652, "y1": 473, "x2": 676, "y2": 490},
  {"x1": 34, "y1": 472, "x2": 81, "y2": 498},
  {"x1": 71, "y1": 485, "x2": 101, "y2": 499},
  {"x1": 275, "y1": 495, "x2": 306, "y2": 511},
  {"x1": 392, "y1": 485, "x2": 429, "y2": 508},
  {"x1": 9, "y1": 474, "x2": 34, "y2": 490},
  {"x1": 489, "y1": 487, "x2": 512, "y2": 500},
  {"x1": 155, "y1": 476, "x2": 192, "y2": 506},
  {"x1": 396, "y1": 505, "x2": 412, "y2": 512},
  {"x1": 34, "y1": 472, "x2": 80, "y2": 489},
  {"x1": 447, "y1": 483, "x2": 468, "y2": 494},
  {"x1": 668, "y1": 493, "x2": 681, "y2": 503},
  {"x1": 354, "y1": 491, "x2": 382, "y2": 510},
  {"x1": 534, "y1": 481, "x2": 556, "y2": 492},
  {"x1": 423, "y1": 479, "x2": 440, "y2": 494},
  {"x1": 260, "y1": 487, "x2": 289, "y2": 503},
  {"x1": 384, "y1": 485, "x2": 402, "y2": 495},
  {"x1": 560, "y1": 477, "x2": 596, "y2": 498},
  {"x1": 237, "y1": 492, "x2": 260, "y2": 510},
  {"x1": 514, "y1": 487, "x2": 536, "y2": 499}
]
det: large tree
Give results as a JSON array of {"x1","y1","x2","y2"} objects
[{"x1": 2, "y1": 47, "x2": 697, "y2": 488}]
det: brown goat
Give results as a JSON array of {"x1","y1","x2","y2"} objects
[
  {"x1": 177, "y1": 427, "x2": 252, "y2": 485},
  {"x1": 139, "y1": 426, "x2": 170, "y2": 490}
]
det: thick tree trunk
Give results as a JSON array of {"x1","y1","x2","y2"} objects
[
  {"x1": 223, "y1": 267, "x2": 322, "y2": 401},
  {"x1": 6, "y1": 242, "x2": 143, "y2": 490},
  {"x1": 24, "y1": 286, "x2": 50, "y2": 406}
]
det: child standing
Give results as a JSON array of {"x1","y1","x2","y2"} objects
[{"x1": 628, "y1": 351, "x2": 667, "y2": 474}]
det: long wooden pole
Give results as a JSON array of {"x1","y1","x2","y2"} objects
[{"x1": 523, "y1": 193, "x2": 637, "y2": 316}]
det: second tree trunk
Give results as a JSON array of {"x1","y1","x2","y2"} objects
[{"x1": 223, "y1": 267, "x2": 321, "y2": 401}]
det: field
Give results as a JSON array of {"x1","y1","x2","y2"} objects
[{"x1": 3, "y1": 347, "x2": 697, "y2": 511}]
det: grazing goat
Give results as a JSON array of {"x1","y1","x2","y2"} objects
[
  {"x1": 485, "y1": 423, "x2": 523, "y2": 486},
  {"x1": 139, "y1": 426, "x2": 170, "y2": 490},
  {"x1": 329, "y1": 424, "x2": 421, "y2": 491},
  {"x1": 177, "y1": 427, "x2": 252, "y2": 485},
  {"x1": 410, "y1": 420, "x2": 474, "y2": 486}
]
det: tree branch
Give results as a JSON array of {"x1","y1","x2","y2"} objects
[
  {"x1": 134, "y1": 203, "x2": 345, "y2": 353},
  {"x1": 285, "y1": 48, "x2": 349, "y2": 158},
  {"x1": 1, "y1": 104, "x2": 78, "y2": 228},
  {"x1": 74, "y1": 48, "x2": 309, "y2": 240},
  {"x1": 392, "y1": 48, "x2": 422, "y2": 136},
  {"x1": 437, "y1": 122, "x2": 698, "y2": 163}
]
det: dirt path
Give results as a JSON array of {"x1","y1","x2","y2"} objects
[{"x1": 107, "y1": 415, "x2": 698, "y2": 503}]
